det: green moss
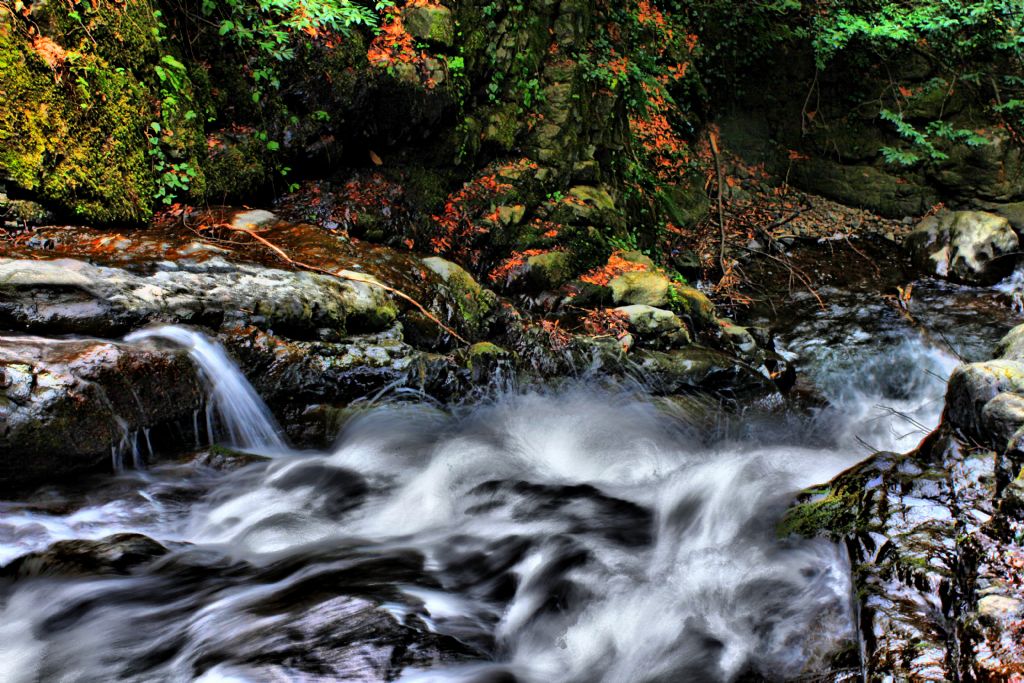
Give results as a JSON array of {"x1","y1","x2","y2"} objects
[
  {"x1": 778, "y1": 486, "x2": 864, "y2": 538},
  {"x1": 403, "y1": 6, "x2": 455, "y2": 47},
  {"x1": 668, "y1": 284, "x2": 717, "y2": 329},
  {"x1": 0, "y1": 22, "x2": 157, "y2": 223},
  {"x1": 203, "y1": 135, "x2": 270, "y2": 199},
  {"x1": 466, "y1": 341, "x2": 508, "y2": 370},
  {"x1": 422, "y1": 256, "x2": 497, "y2": 339},
  {"x1": 33, "y1": 0, "x2": 159, "y2": 71}
]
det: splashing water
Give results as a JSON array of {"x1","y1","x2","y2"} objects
[
  {"x1": 125, "y1": 325, "x2": 286, "y2": 453},
  {"x1": 1, "y1": 285, "x2": 1018, "y2": 682}
]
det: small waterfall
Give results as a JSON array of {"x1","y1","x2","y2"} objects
[{"x1": 125, "y1": 326, "x2": 286, "y2": 453}]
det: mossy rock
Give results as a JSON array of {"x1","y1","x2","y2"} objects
[
  {"x1": 403, "y1": 5, "x2": 455, "y2": 47},
  {"x1": 0, "y1": 1, "x2": 206, "y2": 223},
  {"x1": 668, "y1": 284, "x2": 717, "y2": 330},
  {"x1": 422, "y1": 256, "x2": 498, "y2": 339},
  {"x1": 778, "y1": 486, "x2": 865, "y2": 538},
  {"x1": 526, "y1": 251, "x2": 575, "y2": 290},
  {"x1": 203, "y1": 133, "x2": 271, "y2": 200},
  {"x1": 609, "y1": 270, "x2": 670, "y2": 307},
  {"x1": 0, "y1": 24, "x2": 158, "y2": 223},
  {"x1": 465, "y1": 341, "x2": 510, "y2": 370}
]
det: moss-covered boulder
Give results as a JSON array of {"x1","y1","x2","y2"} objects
[
  {"x1": 609, "y1": 270, "x2": 671, "y2": 307},
  {"x1": 403, "y1": 5, "x2": 455, "y2": 47},
  {"x1": 421, "y1": 256, "x2": 498, "y2": 340},
  {"x1": 0, "y1": 23, "x2": 153, "y2": 222}
]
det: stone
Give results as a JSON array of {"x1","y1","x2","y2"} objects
[
  {"x1": 525, "y1": 251, "x2": 574, "y2": 291},
  {"x1": 978, "y1": 595, "x2": 1022, "y2": 619},
  {"x1": 946, "y1": 360, "x2": 1024, "y2": 441},
  {"x1": 633, "y1": 347, "x2": 777, "y2": 401},
  {"x1": 618, "y1": 250, "x2": 656, "y2": 269},
  {"x1": 614, "y1": 305, "x2": 684, "y2": 337},
  {"x1": 996, "y1": 323, "x2": 1024, "y2": 361},
  {"x1": 223, "y1": 325, "x2": 464, "y2": 430},
  {"x1": 906, "y1": 211, "x2": 1018, "y2": 285},
  {"x1": 0, "y1": 257, "x2": 396, "y2": 339},
  {"x1": 402, "y1": 5, "x2": 454, "y2": 46},
  {"x1": 721, "y1": 323, "x2": 757, "y2": 356},
  {"x1": 0, "y1": 336, "x2": 202, "y2": 484},
  {"x1": 981, "y1": 391, "x2": 1024, "y2": 450},
  {"x1": 0, "y1": 533, "x2": 168, "y2": 579},
  {"x1": 230, "y1": 209, "x2": 279, "y2": 230},
  {"x1": 789, "y1": 158, "x2": 937, "y2": 218},
  {"x1": 496, "y1": 204, "x2": 526, "y2": 226},
  {"x1": 609, "y1": 270, "x2": 670, "y2": 307},
  {"x1": 421, "y1": 256, "x2": 497, "y2": 339},
  {"x1": 670, "y1": 284, "x2": 717, "y2": 330}
]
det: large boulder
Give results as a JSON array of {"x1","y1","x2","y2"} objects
[
  {"x1": 783, "y1": 322, "x2": 1024, "y2": 680},
  {"x1": 0, "y1": 337, "x2": 202, "y2": 484},
  {"x1": 906, "y1": 210, "x2": 1018, "y2": 285},
  {"x1": 0, "y1": 257, "x2": 396, "y2": 339}
]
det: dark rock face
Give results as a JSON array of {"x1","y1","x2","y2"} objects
[
  {"x1": 784, "y1": 323, "x2": 1024, "y2": 680},
  {"x1": 0, "y1": 533, "x2": 169, "y2": 579},
  {"x1": 0, "y1": 337, "x2": 202, "y2": 484}
]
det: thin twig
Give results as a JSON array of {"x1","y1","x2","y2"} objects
[
  {"x1": 739, "y1": 246, "x2": 826, "y2": 310},
  {"x1": 707, "y1": 129, "x2": 727, "y2": 276}
]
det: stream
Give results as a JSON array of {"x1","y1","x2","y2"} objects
[{"x1": 0, "y1": 278, "x2": 1018, "y2": 682}]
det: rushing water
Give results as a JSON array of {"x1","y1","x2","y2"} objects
[
  {"x1": 0, "y1": 281, "x2": 1017, "y2": 682},
  {"x1": 125, "y1": 326, "x2": 287, "y2": 454}
]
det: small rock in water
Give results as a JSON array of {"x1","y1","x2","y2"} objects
[{"x1": 0, "y1": 533, "x2": 168, "y2": 580}]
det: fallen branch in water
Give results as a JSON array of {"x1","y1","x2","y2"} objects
[
  {"x1": 213, "y1": 223, "x2": 469, "y2": 345},
  {"x1": 739, "y1": 246, "x2": 826, "y2": 310}
]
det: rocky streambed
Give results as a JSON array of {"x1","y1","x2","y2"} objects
[{"x1": 0, "y1": 206, "x2": 1023, "y2": 680}]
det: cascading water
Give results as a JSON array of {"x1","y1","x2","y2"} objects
[
  {"x1": 125, "y1": 326, "x2": 286, "y2": 453},
  {"x1": 0, "y1": 288, "x2": 1017, "y2": 682}
]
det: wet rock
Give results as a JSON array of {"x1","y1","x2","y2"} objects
[
  {"x1": 906, "y1": 210, "x2": 1018, "y2": 285},
  {"x1": 785, "y1": 321, "x2": 1024, "y2": 679},
  {"x1": 720, "y1": 322, "x2": 758, "y2": 357},
  {"x1": 946, "y1": 359, "x2": 1024, "y2": 445},
  {"x1": 615, "y1": 305, "x2": 682, "y2": 336},
  {"x1": 229, "y1": 208, "x2": 279, "y2": 230},
  {"x1": 0, "y1": 257, "x2": 395, "y2": 339},
  {"x1": 221, "y1": 325, "x2": 465, "y2": 439},
  {"x1": 0, "y1": 337, "x2": 202, "y2": 484},
  {"x1": 614, "y1": 305, "x2": 689, "y2": 349},
  {"x1": 977, "y1": 594, "x2": 1022, "y2": 620},
  {"x1": 632, "y1": 347, "x2": 777, "y2": 401},
  {"x1": 609, "y1": 270, "x2": 670, "y2": 307},
  {"x1": 0, "y1": 533, "x2": 168, "y2": 579},
  {"x1": 464, "y1": 341, "x2": 510, "y2": 370}
]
